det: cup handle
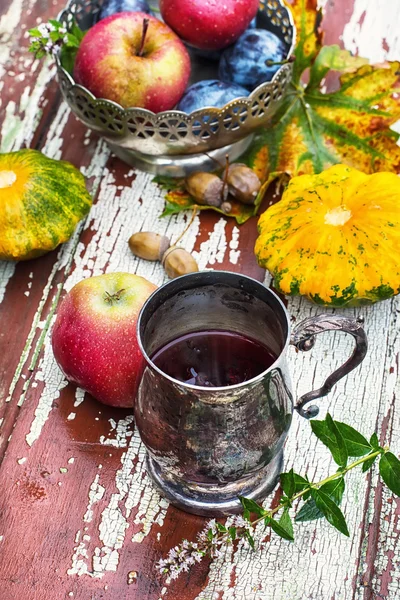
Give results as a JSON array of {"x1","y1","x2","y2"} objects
[{"x1": 290, "y1": 314, "x2": 368, "y2": 419}]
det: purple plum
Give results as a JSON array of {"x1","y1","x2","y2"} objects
[
  {"x1": 98, "y1": 0, "x2": 152, "y2": 20},
  {"x1": 219, "y1": 28, "x2": 287, "y2": 91},
  {"x1": 177, "y1": 79, "x2": 249, "y2": 112}
]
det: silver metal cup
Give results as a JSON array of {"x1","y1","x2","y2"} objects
[{"x1": 135, "y1": 272, "x2": 367, "y2": 516}]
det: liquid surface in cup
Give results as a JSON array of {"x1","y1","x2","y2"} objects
[{"x1": 151, "y1": 330, "x2": 277, "y2": 387}]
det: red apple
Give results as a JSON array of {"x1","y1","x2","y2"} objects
[
  {"x1": 51, "y1": 272, "x2": 157, "y2": 408},
  {"x1": 160, "y1": 0, "x2": 259, "y2": 51},
  {"x1": 73, "y1": 12, "x2": 191, "y2": 112}
]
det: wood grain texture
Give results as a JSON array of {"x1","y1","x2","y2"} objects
[{"x1": 0, "y1": 0, "x2": 399, "y2": 599}]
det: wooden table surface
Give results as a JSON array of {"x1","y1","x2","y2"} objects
[{"x1": 1, "y1": 1, "x2": 400, "y2": 599}]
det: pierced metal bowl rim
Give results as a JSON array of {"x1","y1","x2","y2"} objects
[{"x1": 56, "y1": 1, "x2": 296, "y2": 121}]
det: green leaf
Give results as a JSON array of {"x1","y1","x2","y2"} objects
[
  {"x1": 295, "y1": 498, "x2": 318, "y2": 522},
  {"x1": 379, "y1": 453, "x2": 400, "y2": 497},
  {"x1": 280, "y1": 469, "x2": 295, "y2": 497},
  {"x1": 311, "y1": 415, "x2": 348, "y2": 467},
  {"x1": 248, "y1": 0, "x2": 400, "y2": 203},
  {"x1": 59, "y1": 45, "x2": 79, "y2": 75},
  {"x1": 280, "y1": 470, "x2": 310, "y2": 505},
  {"x1": 326, "y1": 414, "x2": 348, "y2": 467},
  {"x1": 243, "y1": 529, "x2": 255, "y2": 550},
  {"x1": 239, "y1": 496, "x2": 267, "y2": 518},
  {"x1": 362, "y1": 454, "x2": 378, "y2": 473},
  {"x1": 28, "y1": 27, "x2": 42, "y2": 37},
  {"x1": 71, "y1": 22, "x2": 86, "y2": 43},
  {"x1": 49, "y1": 19, "x2": 61, "y2": 28},
  {"x1": 334, "y1": 421, "x2": 372, "y2": 457},
  {"x1": 310, "y1": 419, "x2": 334, "y2": 447},
  {"x1": 65, "y1": 32, "x2": 80, "y2": 47},
  {"x1": 290, "y1": 0, "x2": 323, "y2": 85},
  {"x1": 308, "y1": 45, "x2": 369, "y2": 90},
  {"x1": 296, "y1": 477, "x2": 345, "y2": 522},
  {"x1": 49, "y1": 30, "x2": 60, "y2": 42},
  {"x1": 228, "y1": 526, "x2": 237, "y2": 540},
  {"x1": 278, "y1": 509, "x2": 295, "y2": 541},
  {"x1": 293, "y1": 473, "x2": 309, "y2": 492},
  {"x1": 152, "y1": 175, "x2": 184, "y2": 190},
  {"x1": 311, "y1": 489, "x2": 349, "y2": 536},
  {"x1": 216, "y1": 523, "x2": 227, "y2": 533},
  {"x1": 370, "y1": 432, "x2": 381, "y2": 450},
  {"x1": 270, "y1": 517, "x2": 294, "y2": 541}
]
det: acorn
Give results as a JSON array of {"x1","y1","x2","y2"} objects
[
  {"x1": 225, "y1": 163, "x2": 261, "y2": 205},
  {"x1": 184, "y1": 172, "x2": 228, "y2": 207},
  {"x1": 128, "y1": 232, "x2": 170, "y2": 261},
  {"x1": 162, "y1": 246, "x2": 199, "y2": 279}
]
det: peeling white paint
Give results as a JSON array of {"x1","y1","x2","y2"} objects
[
  {"x1": 99, "y1": 416, "x2": 134, "y2": 448},
  {"x1": 343, "y1": 0, "x2": 400, "y2": 62},
  {"x1": 193, "y1": 294, "x2": 397, "y2": 600},
  {"x1": 0, "y1": 0, "x2": 24, "y2": 91},
  {"x1": 0, "y1": 262, "x2": 15, "y2": 304},
  {"x1": 1, "y1": 61, "x2": 56, "y2": 153},
  {"x1": 194, "y1": 218, "x2": 227, "y2": 269},
  {"x1": 74, "y1": 388, "x2": 85, "y2": 407},
  {"x1": 67, "y1": 416, "x2": 168, "y2": 579},
  {"x1": 229, "y1": 226, "x2": 240, "y2": 265},
  {"x1": 25, "y1": 319, "x2": 68, "y2": 447},
  {"x1": 41, "y1": 102, "x2": 71, "y2": 160},
  {"x1": 84, "y1": 474, "x2": 105, "y2": 523}
]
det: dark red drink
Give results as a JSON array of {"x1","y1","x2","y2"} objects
[{"x1": 151, "y1": 330, "x2": 277, "y2": 387}]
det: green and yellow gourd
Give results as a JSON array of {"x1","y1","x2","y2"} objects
[
  {"x1": 0, "y1": 149, "x2": 92, "y2": 261},
  {"x1": 255, "y1": 164, "x2": 400, "y2": 306}
]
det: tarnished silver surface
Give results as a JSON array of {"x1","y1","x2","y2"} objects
[
  {"x1": 135, "y1": 272, "x2": 292, "y2": 516},
  {"x1": 291, "y1": 314, "x2": 368, "y2": 419},
  {"x1": 56, "y1": 0, "x2": 295, "y2": 172},
  {"x1": 108, "y1": 133, "x2": 254, "y2": 177},
  {"x1": 135, "y1": 273, "x2": 368, "y2": 515}
]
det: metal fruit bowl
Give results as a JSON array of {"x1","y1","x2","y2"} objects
[{"x1": 57, "y1": 0, "x2": 295, "y2": 175}]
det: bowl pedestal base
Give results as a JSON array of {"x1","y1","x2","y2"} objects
[{"x1": 108, "y1": 134, "x2": 254, "y2": 177}]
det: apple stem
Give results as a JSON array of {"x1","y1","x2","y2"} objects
[
  {"x1": 138, "y1": 18, "x2": 150, "y2": 57},
  {"x1": 104, "y1": 289, "x2": 126, "y2": 305}
]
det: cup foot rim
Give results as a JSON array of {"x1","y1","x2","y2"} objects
[{"x1": 145, "y1": 450, "x2": 284, "y2": 517}]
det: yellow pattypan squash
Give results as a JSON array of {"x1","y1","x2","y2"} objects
[
  {"x1": 255, "y1": 164, "x2": 400, "y2": 306},
  {"x1": 0, "y1": 149, "x2": 92, "y2": 261}
]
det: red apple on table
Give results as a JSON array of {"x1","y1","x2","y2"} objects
[
  {"x1": 160, "y1": 0, "x2": 259, "y2": 50},
  {"x1": 51, "y1": 272, "x2": 156, "y2": 408},
  {"x1": 73, "y1": 12, "x2": 191, "y2": 112}
]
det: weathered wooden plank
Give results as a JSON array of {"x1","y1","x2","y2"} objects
[
  {"x1": 0, "y1": 162, "x2": 249, "y2": 600},
  {"x1": 0, "y1": 0, "x2": 112, "y2": 445},
  {"x1": 0, "y1": 0, "x2": 399, "y2": 598}
]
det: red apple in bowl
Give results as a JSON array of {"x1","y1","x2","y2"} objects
[
  {"x1": 51, "y1": 272, "x2": 157, "y2": 408},
  {"x1": 73, "y1": 12, "x2": 191, "y2": 112},
  {"x1": 160, "y1": 0, "x2": 259, "y2": 51}
]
